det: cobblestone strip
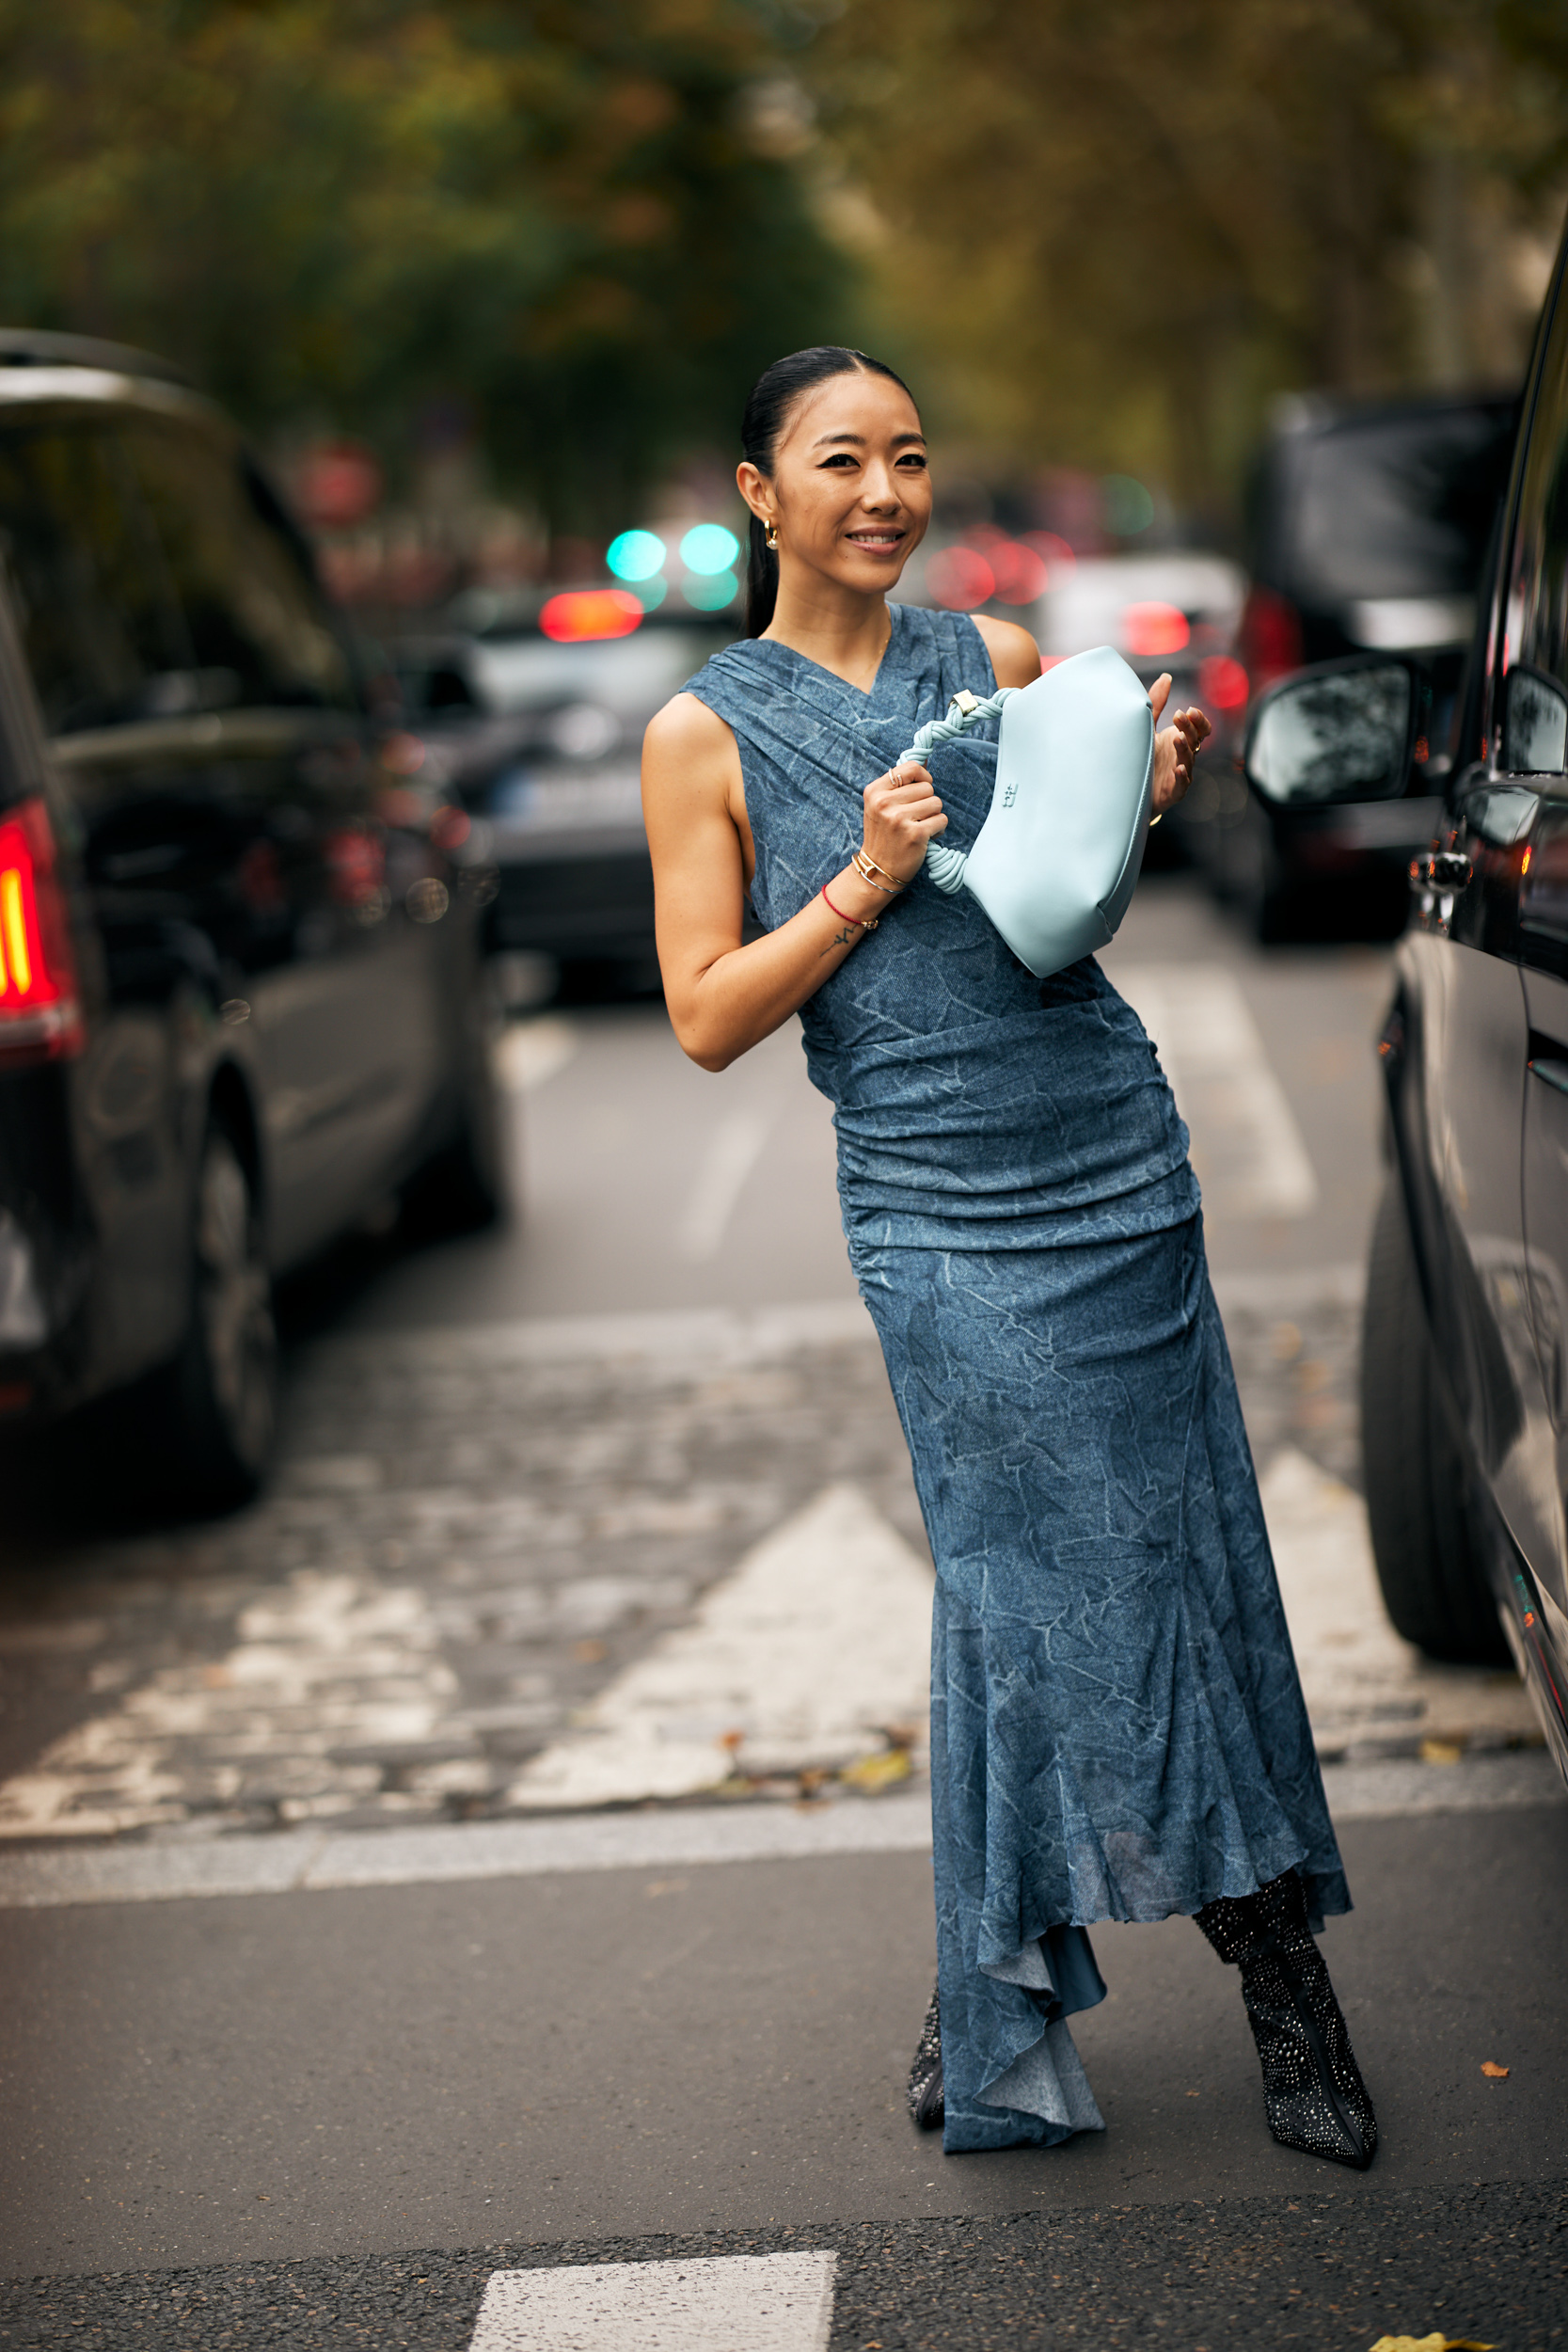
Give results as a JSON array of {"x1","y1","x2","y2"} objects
[
  {"x1": 0, "y1": 1322, "x2": 924, "y2": 1840},
  {"x1": 0, "y1": 1272, "x2": 1493, "y2": 1850}
]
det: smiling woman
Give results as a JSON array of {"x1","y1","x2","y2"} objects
[{"x1": 639, "y1": 349, "x2": 1374, "y2": 2174}]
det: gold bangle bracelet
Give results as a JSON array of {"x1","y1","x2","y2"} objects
[
  {"x1": 855, "y1": 849, "x2": 904, "y2": 887},
  {"x1": 851, "y1": 849, "x2": 903, "y2": 894}
]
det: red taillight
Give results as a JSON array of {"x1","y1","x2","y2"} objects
[
  {"x1": 926, "y1": 547, "x2": 996, "y2": 612},
  {"x1": 1197, "y1": 654, "x2": 1250, "y2": 712},
  {"x1": 0, "y1": 797, "x2": 83, "y2": 1064},
  {"x1": 539, "y1": 590, "x2": 642, "y2": 643},
  {"x1": 1123, "y1": 600, "x2": 1190, "y2": 658},
  {"x1": 1237, "y1": 585, "x2": 1302, "y2": 690}
]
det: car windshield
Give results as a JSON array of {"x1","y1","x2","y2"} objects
[
  {"x1": 1286, "y1": 404, "x2": 1516, "y2": 604},
  {"x1": 467, "y1": 624, "x2": 736, "y2": 723}
]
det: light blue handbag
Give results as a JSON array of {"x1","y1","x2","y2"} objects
[{"x1": 897, "y1": 644, "x2": 1154, "y2": 979}]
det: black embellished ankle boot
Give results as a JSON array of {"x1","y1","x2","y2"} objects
[
  {"x1": 1196, "y1": 1871, "x2": 1377, "y2": 2169},
  {"x1": 907, "y1": 1984, "x2": 944, "y2": 2130}
]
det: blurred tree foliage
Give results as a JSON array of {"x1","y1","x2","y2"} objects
[
  {"x1": 806, "y1": 0, "x2": 1568, "y2": 512},
  {"x1": 0, "y1": 0, "x2": 850, "y2": 527}
]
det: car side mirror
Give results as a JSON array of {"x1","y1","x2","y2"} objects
[{"x1": 1243, "y1": 657, "x2": 1416, "y2": 805}]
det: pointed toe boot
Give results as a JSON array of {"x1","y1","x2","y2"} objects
[{"x1": 1197, "y1": 1870, "x2": 1377, "y2": 2170}]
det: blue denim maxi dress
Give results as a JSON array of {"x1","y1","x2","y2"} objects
[{"x1": 684, "y1": 604, "x2": 1349, "y2": 2153}]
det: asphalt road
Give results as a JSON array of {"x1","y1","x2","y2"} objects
[{"x1": 1, "y1": 872, "x2": 1564, "y2": 2351}]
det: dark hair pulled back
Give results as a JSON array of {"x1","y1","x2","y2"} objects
[{"x1": 741, "y1": 345, "x2": 914, "y2": 638}]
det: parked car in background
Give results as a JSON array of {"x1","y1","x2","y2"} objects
[
  {"x1": 390, "y1": 596, "x2": 740, "y2": 996},
  {"x1": 1188, "y1": 391, "x2": 1518, "y2": 939},
  {"x1": 1026, "y1": 551, "x2": 1246, "y2": 869},
  {"x1": 0, "y1": 330, "x2": 500, "y2": 1505},
  {"x1": 1237, "y1": 223, "x2": 1568, "y2": 1787},
  {"x1": 1034, "y1": 549, "x2": 1246, "y2": 713}
]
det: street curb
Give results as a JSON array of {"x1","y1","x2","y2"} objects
[{"x1": 0, "y1": 1748, "x2": 1557, "y2": 1912}]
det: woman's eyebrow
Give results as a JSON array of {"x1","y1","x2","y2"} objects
[{"x1": 810, "y1": 430, "x2": 927, "y2": 450}]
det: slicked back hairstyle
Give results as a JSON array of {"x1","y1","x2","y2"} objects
[{"x1": 740, "y1": 346, "x2": 915, "y2": 637}]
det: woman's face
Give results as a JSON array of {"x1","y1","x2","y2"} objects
[{"x1": 741, "y1": 371, "x2": 931, "y2": 596}]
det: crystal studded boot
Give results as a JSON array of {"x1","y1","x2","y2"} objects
[
  {"x1": 906, "y1": 1983, "x2": 944, "y2": 2130},
  {"x1": 1196, "y1": 1870, "x2": 1377, "y2": 2169}
]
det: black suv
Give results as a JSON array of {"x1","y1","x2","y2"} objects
[
  {"x1": 1241, "y1": 242, "x2": 1568, "y2": 1787},
  {"x1": 1190, "y1": 391, "x2": 1517, "y2": 939},
  {"x1": 0, "y1": 332, "x2": 500, "y2": 1504}
]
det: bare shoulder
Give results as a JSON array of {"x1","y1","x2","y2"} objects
[
  {"x1": 643, "y1": 689, "x2": 734, "y2": 764},
  {"x1": 971, "y1": 613, "x2": 1043, "y2": 691},
  {"x1": 642, "y1": 690, "x2": 739, "y2": 798}
]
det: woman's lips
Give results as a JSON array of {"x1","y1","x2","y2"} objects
[{"x1": 847, "y1": 532, "x2": 905, "y2": 552}]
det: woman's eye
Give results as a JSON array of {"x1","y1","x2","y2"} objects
[{"x1": 819, "y1": 453, "x2": 856, "y2": 469}]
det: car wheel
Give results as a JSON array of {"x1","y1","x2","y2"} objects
[
  {"x1": 134, "y1": 1123, "x2": 279, "y2": 1510},
  {"x1": 1359, "y1": 1173, "x2": 1509, "y2": 1663},
  {"x1": 409, "y1": 965, "x2": 510, "y2": 1234}
]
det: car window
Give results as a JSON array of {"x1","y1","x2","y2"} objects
[
  {"x1": 1501, "y1": 276, "x2": 1568, "y2": 777},
  {"x1": 0, "y1": 416, "x2": 193, "y2": 735},
  {"x1": 1287, "y1": 405, "x2": 1516, "y2": 608},
  {"x1": 123, "y1": 416, "x2": 358, "y2": 714}
]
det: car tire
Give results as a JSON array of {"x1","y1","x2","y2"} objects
[
  {"x1": 408, "y1": 964, "x2": 510, "y2": 1234},
  {"x1": 140, "y1": 1121, "x2": 279, "y2": 1510},
  {"x1": 1360, "y1": 1172, "x2": 1509, "y2": 1663}
]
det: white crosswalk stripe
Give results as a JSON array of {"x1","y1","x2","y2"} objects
[
  {"x1": 509, "y1": 1482, "x2": 933, "y2": 1808},
  {"x1": 468, "y1": 2251, "x2": 837, "y2": 2351},
  {"x1": 1111, "y1": 961, "x2": 1320, "y2": 1218}
]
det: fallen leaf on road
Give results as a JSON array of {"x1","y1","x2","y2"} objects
[
  {"x1": 1366, "y1": 2336, "x2": 1494, "y2": 2350},
  {"x1": 1418, "y1": 1738, "x2": 1465, "y2": 1764},
  {"x1": 840, "y1": 1747, "x2": 913, "y2": 1792},
  {"x1": 1481, "y1": 2060, "x2": 1510, "y2": 2078}
]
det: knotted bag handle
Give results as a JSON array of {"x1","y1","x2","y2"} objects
[{"x1": 895, "y1": 687, "x2": 1013, "y2": 895}]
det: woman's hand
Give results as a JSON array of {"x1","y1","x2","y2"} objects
[
  {"x1": 863, "y1": 760, "x2": 947, "y2": 882},
  {"x1": 1148, "y1": 672, "x2": 1212, "y2": 815}
]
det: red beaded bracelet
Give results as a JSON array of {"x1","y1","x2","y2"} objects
[{"x1": 821, "y1": 882, "x2": 875, "y2": 930}]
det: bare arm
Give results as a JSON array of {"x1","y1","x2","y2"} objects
[{"x1": 641, "y1": 691, "x2": 947, "y2": 1073}]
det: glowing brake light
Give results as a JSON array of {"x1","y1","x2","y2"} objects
[
  {"x1": 926, "y1": 547, "x2": 996, "y2": 612},
  {"x1": 1197, "y1": 654, "x2": 1249, "y2": 712},
  {"x1": 539, "y1": 590, "x2": 643, "y2": 644},
  {"x1": 0, "y1": 797, "x2": 84, "y2": 1064},
  {"x1": 1238, "y1": 585, "x2": 1302, "y2": 689},
  {"x1": 1123, "y1": 601, "x2": 1190, "y2": 657}
]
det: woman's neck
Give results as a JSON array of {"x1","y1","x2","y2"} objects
[{"x1": 763, "y1": 576, "x2": 893, "y2": 691}]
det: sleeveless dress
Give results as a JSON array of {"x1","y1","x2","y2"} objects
[{"x1": 684, "y1": 603, "x2": 1349, "y2": 2154}]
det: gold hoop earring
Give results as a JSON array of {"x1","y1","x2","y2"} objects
[{"x1": 764, "y1": 522, "x2": 780, "y2": 552}]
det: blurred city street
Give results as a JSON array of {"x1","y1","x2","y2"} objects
[
  {"x1": 5, "y1": 6, "x2": 1568, "y2": 2342},
  {"x1": 2, "y1": 873, "x2": 1564, "y2": 2348}
]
